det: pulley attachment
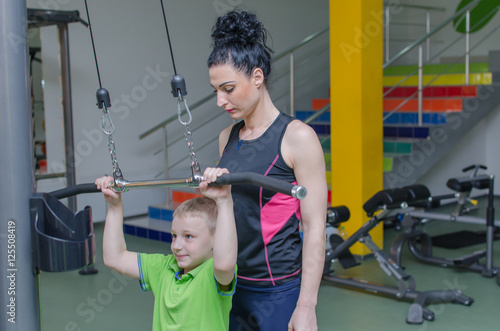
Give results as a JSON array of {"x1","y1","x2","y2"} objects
[
  {"x1": 96, "y1": 88, "x2": 111, "y2": 109},
  {"x1": 171, "y1": 74, "x2": 187, "y2": 98},
  {"x1": 93, "y1": 87, "x2": 124, "y2": 182}
]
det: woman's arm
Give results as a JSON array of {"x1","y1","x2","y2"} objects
[{"x1": 282, "y1": 121, "x2": 328, "y2": 331}]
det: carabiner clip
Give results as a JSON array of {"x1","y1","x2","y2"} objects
[
  {"x1": 177, "y1": 93, "x2": 192, "y2": 126},
  {"x1": 101, "y1": 107, "x2": 115, "y2": 135}
]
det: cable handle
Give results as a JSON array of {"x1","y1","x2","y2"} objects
[
  {"x1": 47, "y1": 174, "x2": 307, "y2": 200},
  {"x1": 209, "y1": 173, "x2": 307, "y2": 200}
]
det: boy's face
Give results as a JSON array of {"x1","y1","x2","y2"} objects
[{"x1": 170, "y1": 213, "x2": 214, "y2": 274}]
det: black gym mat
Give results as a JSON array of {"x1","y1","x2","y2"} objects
[{"x1": 431, "y1": 230, "x2": 500, "y2": 249}]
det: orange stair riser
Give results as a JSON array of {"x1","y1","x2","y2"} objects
[
  {"x1": 383, "y1": 98, "x2": 462, "y2": 112},
  {"x1": 172, "y1": 190, "x2": 203, "y2": 204},
  {"x1": 312, "y1": 98, "x2": 330, "y2": 110}
]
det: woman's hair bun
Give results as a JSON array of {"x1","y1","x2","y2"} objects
[{"x1": 211, "y1": 10, "x2": 268, "y2": 48}]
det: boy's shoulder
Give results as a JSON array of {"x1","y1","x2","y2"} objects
[{"x1": 140, "y1": 253, "x2": 178, "y2": 273}]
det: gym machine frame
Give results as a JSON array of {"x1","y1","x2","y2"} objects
[{"x1": 323, "y1": 185, "x2": 473, "y2": 325}]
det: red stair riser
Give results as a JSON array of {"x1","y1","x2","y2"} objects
[{"x1": 383, "y1": 86, "x2": 477, "y2": 98}]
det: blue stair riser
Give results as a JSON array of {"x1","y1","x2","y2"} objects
[
  {"x1": 148, "y1": 206, "x2": 174, "y2": 221},
  {"x1": 384, "y1": 112, "x2": 447, "y2": 125},
  {"x1": 308, "y1": 124, "x2": 330, "y2": 135},
  {"x1": 384, "y1": 126, "x2": 429, "y2": 139},
  {"x1": 295, "y1": 110, "x2": 330, "y2": 123},
  {"x1": 123, "y1": 224, "x2": 172, "y2": 242},
  {"x1": 299, "y1": 111, "x2": 447, "y2": 126}
]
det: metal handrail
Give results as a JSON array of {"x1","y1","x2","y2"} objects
[
  {"x1": 304, "y1": 103, "x2": 330, "y2": 125},
  {"x1": 383, "y1": 0, "x2": 480, "y2": 69},
  {"x1": 385, "y1": 3, "x2": 446, "y2": 12},
  {"x1": 382, "y1": 8, "x2": 499, "y2": 122},
  {"x1": 138, "y1": 26, "x2": 329, "y2": 140},
  {"x1": 139, "y1": 93, "x2": 215, "y2": 140},
  {"x1": 273, "y1": 27, "x2": 328, "y2": 62}
]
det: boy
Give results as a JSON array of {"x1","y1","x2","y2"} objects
[{"x1": 95, "y1": 167, "x2": 237, "y2": 330}]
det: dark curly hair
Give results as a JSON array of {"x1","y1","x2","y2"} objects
[{"x1": 208, "y1": 10, "x2": 274, "y2": 85}]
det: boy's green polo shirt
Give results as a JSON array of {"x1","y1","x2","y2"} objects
[{"x1": 138, "y1": 253, "x2": 236, "y2": 331}]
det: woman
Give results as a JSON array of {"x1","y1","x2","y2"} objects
[{"x1": 208, "y1": 10, "x2": 327, "y2": 331}]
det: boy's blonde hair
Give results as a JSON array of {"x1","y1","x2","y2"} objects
[{"x1": 173, "y1": 197, "x2": 217, "y2": 235}]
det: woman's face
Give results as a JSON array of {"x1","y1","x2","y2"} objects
[{"x1": 209, "y1": 64, "x2": 263, "y2": 120}]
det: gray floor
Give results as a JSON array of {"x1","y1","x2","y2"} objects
[{"x1": 39, "y1": 197, "x2": 500, "y2": 330}]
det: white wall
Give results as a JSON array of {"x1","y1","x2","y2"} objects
[
  {"x1": 387, "y1": 0, "x2": 500, "y2": 65},
  {"x1": 27, "y1": 0, "x2": 330, "y2": 221}
]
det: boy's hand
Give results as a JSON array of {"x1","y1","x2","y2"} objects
[
  {"x1": 95, "y1": 176, "x2": 121, "y2": 206},
  {"x1": 199, "y1": 167, "x2": 231, "y2": 201}
]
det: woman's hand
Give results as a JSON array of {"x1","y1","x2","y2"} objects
[{"x1": 198, "y1": 167, "x2": 231, "y2": 201}]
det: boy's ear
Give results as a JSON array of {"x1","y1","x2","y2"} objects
[{"x1": 252, "y1": 68, "x2": 264, "y2": 88}]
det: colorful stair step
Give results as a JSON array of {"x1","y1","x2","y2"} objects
[
  {"x1": 383, "y1": 140, "x2": 412, "y2": 154},
  {"x1": 383, "y1": 157, "x2": 393, "y2": 172},
  {"x1": 296, "y1": 110, "x2": 330, "y2": 123},
  {"x1": 383, "y1": 85, "x2": 477, "y2": 98},
  {"x1": 324, "y1": 151, "x2": 331, "y2": 167},
  {"x1": 383, "y1": 62, "x2": 489, "y2": 76},
  {"x1": 308, "y1": 124, "x2": 330, "y2": 135},
  {"x1": 319, "y1": 135, "x2": 330, "y2": 150},
  {"x1": 383, "y1": 73, "x2": 492, "y2": 86},
  {"x1": 384, "y1": 98, "x2": 463, "y2": 112},
  {"x1": 383, "y1": 112, "x2": 447, "y2": 125},
  {"x1": 148, "y1": 205, "x2": 173, "y2": 221},
  {"x1": 312, "y1": 98, "x2": 330, "y2": 110},
  {"x1": 171, "y1": 190, "x2": 203, "y2": 208},
  {"x1": 123, "y1": 217, "x2": 173, "y2": 242},
  {"x1": 384, "y1": 126, "x2": 429, "y2": 139}
]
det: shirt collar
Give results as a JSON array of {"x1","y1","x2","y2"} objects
[{"x1": 169, "y1": 259, "x2": 211, "y2": 279}]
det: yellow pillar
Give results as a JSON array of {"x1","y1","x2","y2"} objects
[{"x1": 329, "y1": 0, "x2": 384, "y2": 255}]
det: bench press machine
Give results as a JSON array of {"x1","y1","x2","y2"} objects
[
  {"x1": 390, "y1": 170, "x2": 499, "y2": 284},
  {"x1": 323, "y1": 185, "x2": 473, "y2": 325}
]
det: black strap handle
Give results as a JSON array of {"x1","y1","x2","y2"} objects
[{"x1": 49, "y1": 183, "x2": 100, "y2": 199}]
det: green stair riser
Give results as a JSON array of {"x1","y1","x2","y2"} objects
[
  {"x1": 384, "y1": 141, "x2": 412, "y2": 154},
  {"x1": 383, "y1": 62, "x2": 489, "y2": 76}
]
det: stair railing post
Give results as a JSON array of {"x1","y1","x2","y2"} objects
[
  {"x1": 465, "y1": 9, "x2": 470, "y2": 85},
  {"x1": 418, "y1": 44, "x2": 423, "y2": 126},
  {"x1": 385, "y1": 6, "x2": 390, "y2": 63},
  {"x1": 290, "y1": 53, "x2": 295, "y2": 117},
  {"x1": 426, "y1": 10, "x2": 431, "y2": 63}
]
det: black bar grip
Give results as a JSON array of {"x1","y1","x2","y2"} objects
[
  {"x1": 462, "y1": 164, "x2": 487, "y2": 172},
  {"x1": 327, "y1": 206, "x2": 350, "y2": 227},
  {"x1": 211, "y1": 172, "x2": 307, "y2": 199},
  {"x1": 49, "y1": 183, "x2": 100, "y2": 199}
]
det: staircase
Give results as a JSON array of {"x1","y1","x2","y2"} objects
[
  {"x1": 383, "y1": 59, "x2": 499, "y2": 188},
  {"x1": 296, "y1": 57, "x2": 498, "y2": 194}
]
